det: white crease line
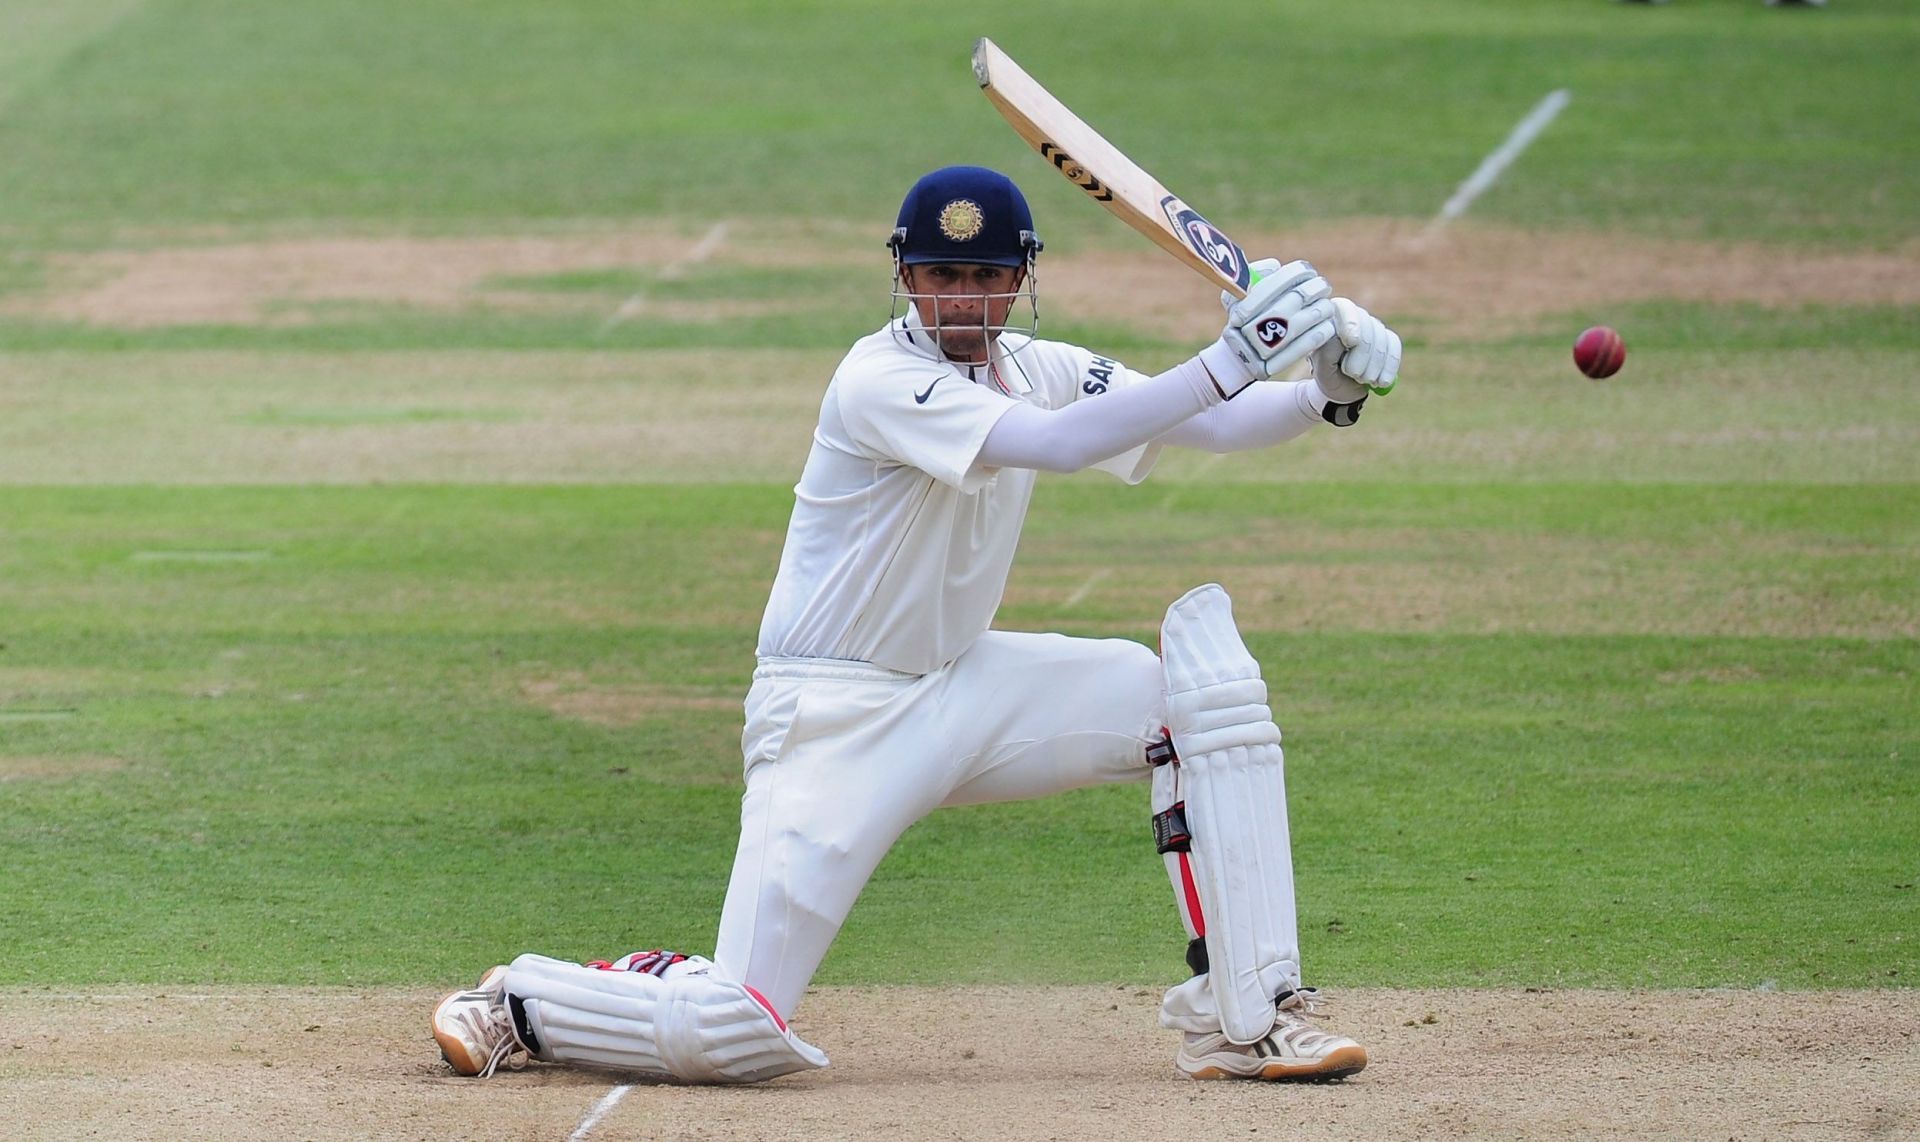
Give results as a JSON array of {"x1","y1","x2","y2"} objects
[
  {"x1": 674, "y1": 221, "x2": 732, "y2": 271},
  {"x1": 568, "y1": 1084, "x2": 633, "y2": 1141},
  {"x1": 1415, "y1": 88, "x2": 1571, "y2": 246},
  {"x1": 598, "y1": 221, "x2": 730, "y2": 335},
  {"x1": 1061, "y1": 567, "x2": 1111, "y2": 609},
  {"x1": 1156, "y1": 451, "x2": 1225, "y2": 511}
]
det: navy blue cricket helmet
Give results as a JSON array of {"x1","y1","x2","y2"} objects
[{"x1": 888, "y1": 166, "x2": 1043, "y2": 268}]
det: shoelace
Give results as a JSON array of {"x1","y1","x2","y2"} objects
[
  {"x1": 1263, "y1": 988, "x2": 1348, "y2": 1055},
  {"x1": 1275, "y1": 988, "x2": 1330, "y2": 1024},
  {"x1": 453, "y1": 997, "x2": 527, "y2": 1078}
]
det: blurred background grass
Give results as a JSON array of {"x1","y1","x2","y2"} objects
[{"x1": 0, "y1": 0, "x2": 1914, "y2": 243}]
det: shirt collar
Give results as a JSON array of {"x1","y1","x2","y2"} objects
[{"x1": 895, "y1": 308, "x2": 1032, "y2": 395}]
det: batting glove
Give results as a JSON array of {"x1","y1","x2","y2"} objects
[
  {"x1": 1211, "y1": 259, "x2": 1337, "y2": 391},
  {"x1": 1307, "y1": 298, "x2": 1402, "y2": 426}
]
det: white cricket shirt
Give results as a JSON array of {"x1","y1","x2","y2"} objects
[{"x1": 756, "y1": 312, "x2": 1162, "y2": 674}]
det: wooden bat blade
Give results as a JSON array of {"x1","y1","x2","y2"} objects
[{"x1": 972, "y1": 37, "x2": 1253, "y2": 297}]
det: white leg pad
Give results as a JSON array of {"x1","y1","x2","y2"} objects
[
  {"x1": 504, "y1": 954, "x2": 828, "y2": 1083},
  {"x1": 1160, "y1": 584, "x2": 1301, "y2": 1044},
  {"x1": 1158, "y1": 973, "x2": 1224, "y2": 1035}
]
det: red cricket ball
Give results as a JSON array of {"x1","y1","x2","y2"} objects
[{"x1": 1573, "y1": 326, "x2": 1626, "y2": 379}]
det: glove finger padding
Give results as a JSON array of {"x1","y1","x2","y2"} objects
[
  {"x1": 1221, "y1": 289, "x2": 1337, "y2": 382},
  {"x1": 1222, "y1": 257, "x2": 1286, "y2": 312},
  {"x1": 1330, "y1": 297, "x2": 1401, "y2": 395},
  {"x1": 1309, "y1": 332, "x2": 1368, "y2": 405},
  {"x1": 1225, "y1": 261, "x2": 1321, "y2": 321},
  {"x1": 1226, "y1": 269, "x2": 1330, "y2": 330},
  {"x1": 1213, "y1": 259, "x2": 1342, "y2": 386},
  {"x1": 1352, "y1": 322, "x2": 1399, "y2": 391},
  {"x1": 1372, "y1": 328, "x2": 1402, "y2": 394}
]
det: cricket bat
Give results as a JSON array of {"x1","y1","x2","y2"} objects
[{"x1": 972, "y1": 36, "x2": 1257, "y2": 299}]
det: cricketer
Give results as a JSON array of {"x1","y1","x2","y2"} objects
[{"x1": 432, "y1": 165, "x2": 1401, "y2": 1083}]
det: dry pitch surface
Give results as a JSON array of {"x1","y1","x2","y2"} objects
[
  {"x1": 4, "y1": 221, "x2": 1915, "y2": 1138},
  {"x1": 6, "y1": 218, "x2": 1917, "y2": 331},
  {"x1": 4, "y1": 986, "x2": 1915, "y2": 1140}
]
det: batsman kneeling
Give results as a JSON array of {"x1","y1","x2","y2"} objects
[{"x1": 433, "y1": 166, "x2": 1400, "y2": 1084}]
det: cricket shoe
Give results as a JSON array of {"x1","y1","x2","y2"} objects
[
  {"x1": 432, "y1": 965, "x2": 531, "y2": 1077},
  {"x1": 1175, "y1": 988, "x2": 1368, "y2": 1081}
]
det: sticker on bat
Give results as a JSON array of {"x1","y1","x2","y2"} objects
[
  {"x1": 1159, "y1": 196, "x2": 1250, "y2": 290},
  {"x1": 1040, "y1": 143, "x2": 1114, "y2": 203}
]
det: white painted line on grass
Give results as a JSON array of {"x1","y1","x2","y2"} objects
[
  {"x1": 669, "y1": 221, "x2": 731, "y2": 275},
  {"x1": 1061, "y1": 567, "x2": 1111, "y2": 609},
  {"x1": 568, "y1": 1084, "x2": 633, "y2": 1141},
  {"x1": 0, "y1": 1, "x2": 150, "y2": 116},
  {"x1": 1415, "y1": 88, "x2": 1571, "y2": 245},
  {"x1": 598, "y1": 221, "x2": 731, "y2": 336},
  {"x1": 1156, "y1": 451, "x2": 1225, "y2": 512},
  {"x1": 1063, "y1": 445, "x2": 1221, "y2": 614}
]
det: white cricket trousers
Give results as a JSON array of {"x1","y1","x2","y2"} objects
[{"x1": 715, "y1": 630, "x2": 1166, "y2": 1017}]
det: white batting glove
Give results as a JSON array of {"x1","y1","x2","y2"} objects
[
  {"x1": 1199, "y1": 259, "x2": 1337, "y2": 398},
  {"x1": 1307, "y1": 298, "x2": 1401, "y2": 426},
  {"x1": 1315, "y1": 298, "x2": 1401, "y2": 397},
  {"x1": 1219, "y1": 257, "x2": 1287, "y2": 312}
]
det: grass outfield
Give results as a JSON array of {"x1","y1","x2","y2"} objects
[
  {"x1": 0, "y1": 0, "x2": 1914, "y2": 245},
  {"x1": 1, "y1": 0, "x2": 1916, "y2": 1008},
  {"x1": 3, "y1": 483, "x2": 1913, "y2": 990}
]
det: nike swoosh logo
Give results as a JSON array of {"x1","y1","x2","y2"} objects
[{"x1": 913, "y1": 379, "x2": 939, "y2": 405}]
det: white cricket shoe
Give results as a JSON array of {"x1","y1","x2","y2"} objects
[
  {"x1": 432, "y1": 965, "x2": 531, "y2": 1077},
  {"x1": 1175, "y1": 988, "x2": 1368, "y2": 1081}
]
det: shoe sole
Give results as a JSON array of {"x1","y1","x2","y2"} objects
[{"x1": 1182, "y1": 1044, "x2": 1369, "y2": 1082}]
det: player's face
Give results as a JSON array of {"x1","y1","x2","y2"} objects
[{"x1": 902, "y1": 263, "x2": 1024, "y2": 364}]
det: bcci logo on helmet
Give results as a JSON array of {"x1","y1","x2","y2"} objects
[
  {"x1": 891, "y1": 168, "x2": 1039, "y2": 269},
  {"x1": 938, "y1": 199, "x2": 986, "y2": 242}
]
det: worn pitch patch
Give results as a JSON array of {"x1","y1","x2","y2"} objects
[{"x1": 0, "y1": 753, "x2": 123, "y2": 780}]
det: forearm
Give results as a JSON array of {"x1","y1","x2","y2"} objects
[
  {"x1": 976, "y1": 355, "x2": 1222, "y2": 473},
  {"x1": 1157, "y1": 379, "x2": 1329, "y2": 453}
]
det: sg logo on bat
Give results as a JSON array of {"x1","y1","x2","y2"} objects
[
  {"x1": 1041, "y1": 142, "x2": 1114, "y2": 203},
  {"x1": 1160, "y1": 195, "x2": 1250, "y2": 291}
]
